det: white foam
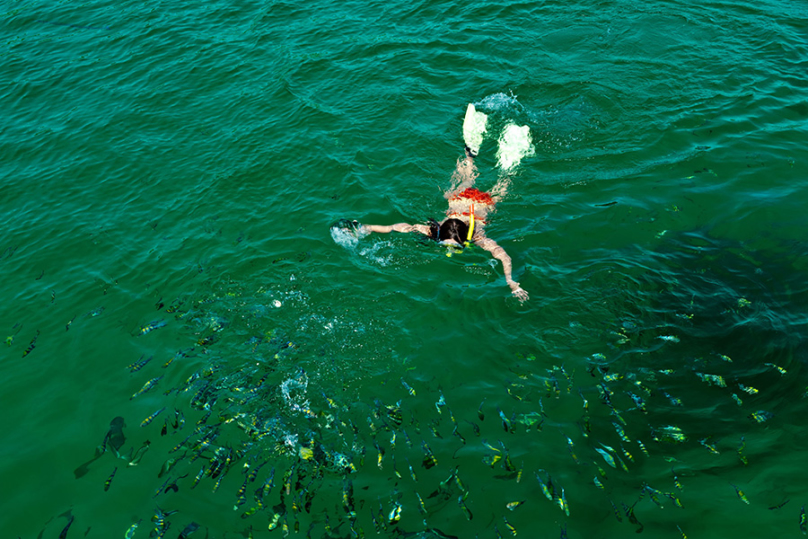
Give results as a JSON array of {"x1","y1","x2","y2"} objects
[
  {"x1": 496, "y1": 123, "x2": 535, "y2": 171},
  {"x1": 281, "y1": 371, "x2": 313, "y2": 416},
  {"x1": 358, "y1": 242, "x2": 393, "y2": 266},
  {"x1": 478, "y1": 91, "x2": 521, "y2": 111},
  {"x1": 331, "y1": 224, "x2": 393, "y2": 266},
  {"x1": 330, "y1": 225, "x2": 366, "y2": 249},
  {"x1": 462, "y1": 103, "x2": 488, "y2": 155}
]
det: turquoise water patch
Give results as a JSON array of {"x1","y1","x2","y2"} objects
[{"x1": 2, "y1": 0, "x2": 808, "y2": 538}]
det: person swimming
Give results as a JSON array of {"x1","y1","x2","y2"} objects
[{"x1": 351, "y1": 104, "x2": 531, "y2": 302}]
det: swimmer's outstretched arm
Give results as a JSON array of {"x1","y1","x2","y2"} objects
[
  {"x1": 361, "y1": 223, "x2": 431, "y2": 235},
  {"x1": 475, "y1": 237, "x2": 529, "y2": 302}
]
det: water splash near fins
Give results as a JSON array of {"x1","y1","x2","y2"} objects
[{"x1": 496, "y1": 123, "x2": 534, "y2": 172}]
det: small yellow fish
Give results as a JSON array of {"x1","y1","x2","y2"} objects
[
  {"x1": 621, "y1": 445, "x2": 635, "y2": 462},
  {"x1": 138, "y1": 320, "x2": 166, "y2": 336},
  {"x1": 658, "y1": 426, "x2": 687, "y2": 444},
  {"x1": 627, "y1": 391, "x2": 648, "y2": 414},
  {"x1": 483, "y1": 454, "x2": 502, "y2": 468},
  {"x1": 141, "y1": 407, "x2": 166, "y2": 427},
  {"x1": 400, "y1": 378, "x2": 416, "y2": 396},
  {"x1": 104, "y1": 466, "x2": 117, "y2": 491},
  {"x1": 130, "y1": 376, "x2": 163, "y2": 400},
  {"x1": 700, "y1": 439, "x2": 720, "y2": 455},
  {"x1": 454, "y1": 468, "x2": 467, "y2": 492},
  {"x1": 535, "y1": 471, "x2": 553, "y2": 500},
  {"x1": 506, "y1": 501, "x2": 525, "y2": 511},
  {"x1": 416, "y1": 492, "x2": 428, "y2": 516},
  {"x1": 672, "y1": 470, "x2": 683, "y2": 491},
  {"x1": 388, "y1": 501, "x2": 402, "y2": 525},
  {"x1": 566, "y1": 436, "x2": 579, "y2": 463},
  {"x1": 503, "y1": 516, "x2": 517, "y2": 535},
  {"x1": 634, "y1": 380, "x2": 653, "y2": 396},
  {"x1": 507, "y1": 385, "x2": 524, "y2": 401},
  {"x1": 422, "y1": 442, "x2": 437, "y2": 469},
  {"x1": 375, "y1": 443, "x2": 384, "y2": 469},
  {"x1": 557, "y1": 487, "x2": 570, "y2": 516},
  {"x1": 595, "y1": 448, "x2": 617, "y2": 469},
  {"x1": 738, "y1": 437, "x2": 749, "y2": 466},
  {"x1": 407, "y1": 459, "x2": 417, "y2": 481},
  {"x1": 637, "y1": 439, "x2": 650, "y2": 457},
  {"x1": 458, "y1": 495, "x2": 473, "y2": 521},
  {"x1": 765, "y1": 363, "x2": 787, "y2": 376},
  {"x1": 749, "y1": 410, "x2": 773, "y2": 423},
  {"x1": 696, "y1": 373, "x2": 726, "y2": 387},
  {"x1": 731, "y1": 483, "x2": 750, "y2": 504},
  {"x1": 613, "y1": 422, "x2": 631, "y2": 443},
  {"x1": 611, "y1": 408, "x2": 627, "y2": 426}
]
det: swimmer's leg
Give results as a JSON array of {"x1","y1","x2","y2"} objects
[
  {"x1": 445, "y1": 152, "x2": 478, "y2": 199},
  {"x1": 489, "y1": 173, "x2": 512, "y2": 203},
  {"x1": 445, "y1": 104, "x2": 487, "y2": 198}
]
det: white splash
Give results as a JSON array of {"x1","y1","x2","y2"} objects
[
  {"x1": 478, "y1": 91, "x2": 521, "y2": 111},
  {"x1": 330, "y1": 224, "x2": 366, "y2": 249},
  {"x1": 358, "y1": 241, "x2": 393, "y2": 266},
  {"x1": 331, "y1": 224, "x2": 393, "y2": 266},
  {"x1": 281, "y1": 371, "x2": 314, "y2": 417},
  {"x1": 496, "y1": 123, "x2": 535, "y2": 171}
]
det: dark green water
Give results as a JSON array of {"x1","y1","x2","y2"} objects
[{"x1": 3, "y1": 1, "x2": 808, "y2": 537}]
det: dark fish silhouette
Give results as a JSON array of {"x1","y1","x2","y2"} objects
[
  {"x1": 58, "y1": 510, "x2": 75, "y2": 539},
  {"x1": 104, "y1": 417, "x2": 126, "y2": 456},
  {"x1": 178, "y1": 522, "x2": 200, "y2": 538},
  {"x1": 74, "y1": 417, "x2": 126, "y2": 478}
]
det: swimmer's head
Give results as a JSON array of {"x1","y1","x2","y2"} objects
[{"x1": 428, "y1": 218, "x2": 469, "y2": 247}]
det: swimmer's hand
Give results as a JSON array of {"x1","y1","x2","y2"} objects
[{"x1": 509, "y1": 281, "x2": 529, "y2": 302}]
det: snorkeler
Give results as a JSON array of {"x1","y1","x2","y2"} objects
[{"x1": 353, "y1": 104, "x2": 531, "y2": 302}]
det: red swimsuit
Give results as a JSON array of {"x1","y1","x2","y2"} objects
[
  {"x1": 450, "y1": 187, "x2": 494, "y2": 205},
  {"x1": 448, "y1": 188, "x2": 493, "y2": 224}
]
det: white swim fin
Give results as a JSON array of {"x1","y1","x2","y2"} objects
[
  {"x1": 496, "y1": 123, "x2": 534, "y2": 172},
  {"x1": 463, "y1": 104, "x2": 488, "y2": 157}
]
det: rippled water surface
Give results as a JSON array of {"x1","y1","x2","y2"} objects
[{"x1": 2, "y1": 1, "x2": 808, "y2": 537}]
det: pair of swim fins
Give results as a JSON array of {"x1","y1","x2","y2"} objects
[{"x1": 462, "y1": 103, "x2": 533, "y2": 172}]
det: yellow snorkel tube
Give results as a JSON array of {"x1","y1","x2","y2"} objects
[
  {"x1": 464, "y1": 204, "x2": 475, "y2": 247},
  {"x1": 446, "y1": 204, "x2": 475, "y2": 257}
]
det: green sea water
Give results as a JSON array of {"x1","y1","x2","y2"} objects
[{"x1": 3, "y1": 0, "x2": 808, "y2": 537}]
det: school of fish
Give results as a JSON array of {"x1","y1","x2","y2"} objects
[{"x1": 16, "y1": 279, "x2": 802, "y2": 539}]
